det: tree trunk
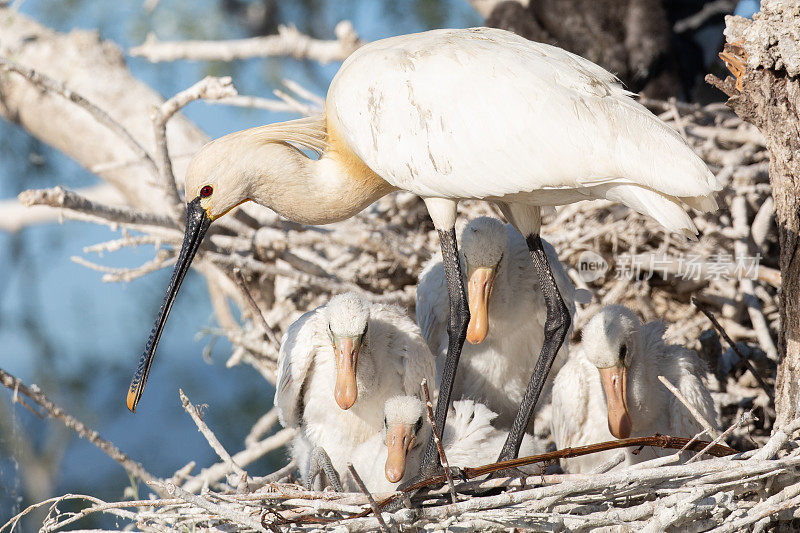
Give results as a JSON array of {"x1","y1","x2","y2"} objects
[
  {"x1": 0, "y1": 8, "x2": 208, "y2": 213},
  {"x1": 707, "y1": 0, "x2": 800, "y2": 428}
]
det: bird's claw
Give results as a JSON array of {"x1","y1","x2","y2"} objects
[
  {"x1": 307, "y1": 446, "x2": 344, "y2": 492},
  {"x1": 446, "y1": 466, "x2": 468, "y2": 483},
  {"x1": 474, "y1": 465, "x2": 530, "y2": 494},
  {"x1": 397, "y1": 460, "x2": 444, "y2": 492}
]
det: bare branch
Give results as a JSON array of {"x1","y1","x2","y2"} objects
[
  {"x1": 0, "y1": 184, "x2": 125, "y2": 233},
  {"x1": 233, "y1": 268, "x2": 281, "y2": 350},
  {"x1": 421, "y1": 379, "x2": 457, "y2": 503},
  {"x1": 0, "y1": 58, "x2": 158, "y2": 178},
  {"x1": 148, "y1": 481, "x2": 267, "y2": 532},
  {"x1": 179, "y1": 389, "x2": 248, "y2": 481},
  {"x1": 693, "y1": 297, "x2": 774, "y2": 402},
  {"x1": 18, "y1": 187, "x2": 176, "y2": 228},
  {"x1": 0, "y1": 367, "x2": 165, "y2": 495},
  {"x1": 72, "y1": 249, "x2": 176, "y2": 283},
  {"x1": 152, "y1": 76, "x2": 238, "y2": 216},
  {"x1": 181, "y1": 427, "x2": 295, "y2": 493},
  {"x1": 658, "y1": 375, "x2": 720, "y2": 439},
  {"x1": 130, "y1": 21, "x2": 362, "y2": 64},
  {"x1": 686, "y1": 409, "x2": 755, "y2": 463},
  {"x1": 347, "y1": 464, "x2": 393, "y2": 533}
]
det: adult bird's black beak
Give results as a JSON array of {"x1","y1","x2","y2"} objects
[{"x1": 127, "y1": 198, "x2": 211, "y2": 412}]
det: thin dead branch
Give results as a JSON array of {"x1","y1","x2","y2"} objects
[
  {"x1": 658, "y1": 375, "x2": 720, "y2": 439},
  {"x1": 693, "y1": 297, "x2": 774, "y2": 402},
  {"x1": 0, "y1": 367, "x2": 165, "y2": 495},
  {"x1": 0, "y1": 58, "x2": 159, "y2": 178},
  {"x1": 421, "y1": 378, "x2": 457, "y2": 504},
  {"x1": 151, "y1": 76, "x2": 238, "y2": 217},
  {"x1": 130, "y1": 21, "x2": 362, "y2": 64},
  {"x1": 347, "y1": 464, "x2": 393, "y2": 533},
  {"x1": 178, "y1": 389, "x2": 248, "y2": 482}
]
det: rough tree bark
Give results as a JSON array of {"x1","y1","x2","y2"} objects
[{"x1": 707, "y1": 0, "x2": 800, "y2": 428}]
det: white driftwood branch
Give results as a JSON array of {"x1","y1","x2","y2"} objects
[
  {"x1": 0, "y1": 184, "x2": 124, "y2": 233},
  {"x1": 180, "y1": 427, "x2": 296, "y2": 494},
  {"x1": 658, "y1": 375, "x2": 720, "y2": 439},
  {"x1": 179, "y1": 389, "x2": 249, "y2": 483},
  {"x1": 18, "y1": 186, "x2": 176, "y2": 228},
  {"x1": 0, "y1": 367, "x2": 167, "y2": 496},
  {"x1": 130, "y1": 21, "x2": 362, "y2": 63},
  {"x1": 0, "y1": 58, "x2": 158, "y2": 178}
]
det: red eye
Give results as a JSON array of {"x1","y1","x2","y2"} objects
[{"x1": 200, "y1": 185, "x2": 213, "y2": 198}]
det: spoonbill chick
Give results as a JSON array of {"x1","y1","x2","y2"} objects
[
  {"x1": 417, "y1": 217, "x2": 583, "y2": 430},
  {"x1": 345, "y1": 396, "x2": 543, "y2": 493},
  {"x1": 551, "y1": 305, "x2": 718, "y2": 473},
  {"x1": 274, "y1": 293, "x2": 436, "y2": 487},
  {"x1": 126, "y1": 27, "x2": 719, "y2": 481}
]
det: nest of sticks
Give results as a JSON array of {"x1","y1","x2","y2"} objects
[{"x1": 4, "y1": 83, "x2": 793, "y2": 531}]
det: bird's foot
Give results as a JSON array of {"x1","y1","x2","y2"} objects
[
  {"x1": 397, "y1": 464, "x2": 442, "y2": 493},
  {"x1": 445, "y1": 465, "x2": 469, "y2": 483},
  {"x1": 307, "y1": 446, "x2": 343, "y2": 492},
  {"x1": 487, "y1": 466, "x2": 529, "y2": 485},
  {"x1": 463, "y1": 464, "x2": 531, "y2": 496}
]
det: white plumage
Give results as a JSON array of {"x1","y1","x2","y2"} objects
[
  {"x1": 416, "y1": 217, "x2": 579, "y2": 429},
  {"x1": 133, "y1": 26, "x2": 721, "y2": 472},
  {"x1": 327, "y1": 27, "x2": 719, "y2": 237},
  {"x1": 275, "y1": 293, "x2": 436, "y2": 485},
  {"x1": 345, "y1": 396, "x2": 544, "y2": 493},
  {"x1": 550, "y1": 305, "x2": 719, "y2": 473}
]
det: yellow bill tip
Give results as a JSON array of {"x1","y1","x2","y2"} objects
[{"x1": 126, "y1": 386, "x2": 139, "y2": 413}]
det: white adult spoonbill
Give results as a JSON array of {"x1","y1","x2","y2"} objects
[
  {"x1": 550, "y1": 305, "x2": 718, "y2": 473},
  {"x1": 126, "y1": 27, "x2": 719, "y2": 481},
  {"x1": 345, "y1": 395, "x2": 543, "y2": 493},
  {"x1": 417, "y1": 216, "x2": 582, "y2": 429},
  {"x1": 273, "y1": 293, "x2": 436, "y2": 487}
]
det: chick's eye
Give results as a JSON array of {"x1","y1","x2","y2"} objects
[
  {"x1": 200, "y1": 185, "x2": 213, "y2": 198},
  {"x1": 619, "y1": 344, "x2": 627, "y2": 359}
]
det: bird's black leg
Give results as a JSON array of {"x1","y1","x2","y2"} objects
[
  {"x1": 497, "y1": 233, "x2": 570, "y2": 462},
  {"x1": 406, "y1": 227, "x2": 469, "y2": 484}
]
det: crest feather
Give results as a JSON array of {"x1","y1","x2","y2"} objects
[{"x1": 248, "y1": 114, "x2": 328, "y2": 155}]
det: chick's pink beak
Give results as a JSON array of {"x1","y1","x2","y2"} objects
[
  {"x1": 385, "y1": 424, "x2": 416, "y2": 483},
  {"x1": 599, "y1": 365, "x2": 632, "y2": 439},
  {"x1": 466, "y1": 266, "x2": 496, "y2": 345},
  {"x1": 334, "y1": 336, "x2": 361, "y2": 410}
]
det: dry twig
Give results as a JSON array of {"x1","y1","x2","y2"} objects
[
  {"x1": 658, "y1": 375, "x2": 720, "y2": 439},
  {"x1": 0, "y1": 367, "x2": 165, "y2": 494},
  {"x1": 130, "y1": 21, "x2": 362, "y2": 63},
  {"x1": 178, "y1": 389, "x2": 248, "y2": 483},
  {"x1": 347, "y1": 464, "x2": 393, "y2": 533},
  {"x1": 421, "y1": 378, "x2": 457, "y2": 503},
  {"x1": 151, "y1": 76, "x2": 238, "y2": 216},
  {"x1": 693, "y1": 297, "x2": 774, "y2": 401}
]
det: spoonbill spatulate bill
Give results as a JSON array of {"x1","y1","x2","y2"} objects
[
  {"x1": 273, "y1": 293, "x2": 436, "y2": 486},
  {"x1": 416, "y1": 217, "x2": 581, "y2": 430},
  {"x1": 345, "y1": 396, "x2": 543, "y2": 493},
  {"x1": 126, "y1": 27, "x2": 719, "y2": 481},
  {"x1": 551, "y1": 305, "x2": 719, "y2": 473}
]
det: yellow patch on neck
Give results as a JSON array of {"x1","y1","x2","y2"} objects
[{"x1": 325, "y1": 115, "x2": 393, "y2": 194}]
